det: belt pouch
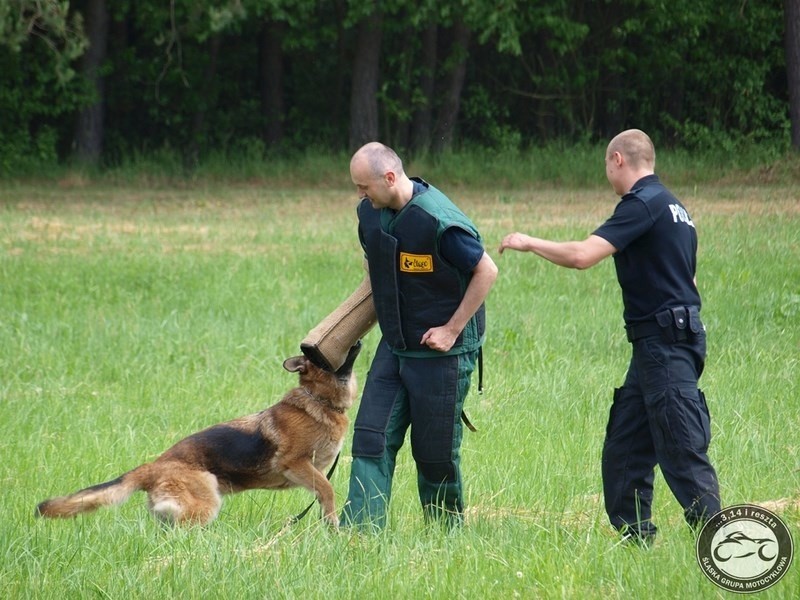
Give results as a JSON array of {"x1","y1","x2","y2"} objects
[
  {"x1": 655, "y1": 309, "x2": 675, "y2": 343},
  {"x1": 688, "y1": 306, "x2": 703, "y2": 334}
]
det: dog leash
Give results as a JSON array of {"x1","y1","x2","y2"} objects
[
  {"x1": 287, "y1": 452, "x2": 341, "y2": 525},
  {"x1": 460, "y1": 411, "x2": 477, "y2": 432},
  {"x1": 459, "y1": 346, "x2": 482, "y2": 433}
]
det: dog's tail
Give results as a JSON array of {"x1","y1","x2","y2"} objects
[{"x1": 35, "y1": 464, "x2": 152, "y2": 519}]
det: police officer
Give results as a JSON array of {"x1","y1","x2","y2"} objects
[
  {"x1": 340, "y1": 142, "x2": 498, "y2": 529},
  {"x1": 499, "y1": 129, "x2": 721, "y2": 545}
]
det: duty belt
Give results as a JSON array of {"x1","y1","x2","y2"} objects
[
  {"x1": 625, "y1": 306, "x2": 701, "y2": 343},
  {"x1": 625, "y1": 320, "x2": 663, "y2": 342}
]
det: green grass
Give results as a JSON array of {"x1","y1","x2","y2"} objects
[
  {"x1": 1, "y1": 178, "x2": 799, "y2": 599},
  {"x1": 6, "y1": 141, "x2": 799, "y2": 189}
]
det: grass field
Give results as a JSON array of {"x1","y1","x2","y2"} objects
[{"x1": 1, "y1": 176, "x2": 799, "y2": 599}]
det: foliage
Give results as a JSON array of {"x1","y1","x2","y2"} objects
[
  {"x1": 0, "y1": 43, "x2": 87, "y2": 173},
  {"x1": 0, "y1": 0, "x2": 87, "y2": 82},
  {"x1": 0, "y1": 0, "x2": 791, "y2": 172},
  {"x1": 0, "y1": 1, "x2": 90, "y2": 171}
]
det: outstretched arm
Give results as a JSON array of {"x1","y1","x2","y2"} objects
[{"x1": 498, "y1": 233, "x2": 616, "y2": 270}]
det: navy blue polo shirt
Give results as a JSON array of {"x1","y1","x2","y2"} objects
[{"x1": 593, "y1": 175, "x2": 701, "y2": 324}]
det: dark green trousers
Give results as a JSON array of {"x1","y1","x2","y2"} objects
[{"x1": 340, "y1": 339, "x2": 478, "y2": 529}]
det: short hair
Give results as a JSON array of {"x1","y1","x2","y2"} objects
[
  {"x1": 353, "y1": 142, "x2": 404, "y2": 178},
  {"x1": 607, "y1": 129, "x2": 655, "y2": 170}
]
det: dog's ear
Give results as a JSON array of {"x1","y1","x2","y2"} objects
[{"x1": 282, "y1": 356, "x2": 308, "y2": 373}]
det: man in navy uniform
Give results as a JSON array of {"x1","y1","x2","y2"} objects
[
  {"x1": 340, "y1": 142, "x2": 498, "y2": 529},
  {"x1": 499, "y1": 129, "x2": 721, "y2": 545}
]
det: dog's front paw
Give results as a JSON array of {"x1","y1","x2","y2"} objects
[{"x1": 324, "y1": 513, "x2": 340, "y2": 529}]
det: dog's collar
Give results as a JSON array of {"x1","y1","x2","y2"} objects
[{"x1": 301, "y1": 387, "x2": 345, "y2": 414}]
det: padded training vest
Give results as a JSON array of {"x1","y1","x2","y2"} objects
[{"x1": 358, "y1": 181, "x2": 485, "y2": 356}]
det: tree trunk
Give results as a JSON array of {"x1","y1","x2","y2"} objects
[
  {"x1": 260, "y1": 20, "x2": 285, "y2": 148},
  {"x1": 410, "y1": 24, "x2": 437, "y2": 154},
  {"x1": 786, "y1": 0, "x2": 800, "y2": 150},
  {"x1": 432, "y1": 19, "x2": 470, "y2": 153},
  {"x1": 75, "y1": 0, "x2": 109, "y2": 165},
  {"x1": 348, "y1": 11, "x2": 383, "y2": 152},
  {"x1": 186, "y1": 35, "x2": 221, "y2": 167}
]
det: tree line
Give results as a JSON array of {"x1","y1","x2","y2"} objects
[{"x1": 1, "y1": 0, "x2": 798, "y2": 173}]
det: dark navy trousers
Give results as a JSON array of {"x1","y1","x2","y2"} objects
[
  {"x1": 602, "y1": 326, "x2": 721, "y2": 538},
  {"x1": 340, "y1": 339, "x2": 477, "y2": 529}
]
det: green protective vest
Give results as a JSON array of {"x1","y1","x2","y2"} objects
[{"x1": 357, "y1": 179, "x2": 485, "y2": 357}]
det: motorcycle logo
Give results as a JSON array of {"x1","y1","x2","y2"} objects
[{"x1": 697, "y1": 504, "x2": 793, "y2": 593}]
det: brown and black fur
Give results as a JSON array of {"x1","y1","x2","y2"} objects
[{"x1": 36, "y1": 344, "x2": 361, "y2": 527}]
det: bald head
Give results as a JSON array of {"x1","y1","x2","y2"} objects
[
  {"x1": 350, "y1": 142, "x2": 405, "y2": 180},
  {"x1": 604, "y1": 129, "x2": 657, "y2": 196},
  {"x1": 606, "y1": 129, "x2": 656, "y2": 171},
  {"x1": 350, "y1": 142, "x2": 414, "y2": 211}
]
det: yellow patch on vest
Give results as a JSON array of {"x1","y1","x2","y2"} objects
[{"x1": 400, "y1": 252, "x2": 433, "y2": 273}]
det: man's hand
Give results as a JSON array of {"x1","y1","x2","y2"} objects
[
  {"x1": 498, "y1": 232, "x2": 535, "y2": 254},
  {"x1": 420, "y1": 325, "x2": 459, "y2": 352}
]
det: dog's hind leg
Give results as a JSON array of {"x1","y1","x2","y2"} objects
[
  {"x1": 147, "y1": 469, "x2": 222, "y2": 526},
  {"x1": 283, "y1": 462, "x2": 338, "y2": 527}
]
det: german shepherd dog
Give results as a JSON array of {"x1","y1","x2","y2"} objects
[{"x1": 36, "y1": 343, "x2": 361, "y2": 527}]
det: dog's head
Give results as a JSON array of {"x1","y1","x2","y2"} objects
[{"x1": 283, "y1": 342, "x2": 362, "y2": 411}]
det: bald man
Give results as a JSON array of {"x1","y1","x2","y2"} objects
[
  {"x1": 340, "y1": 142, "x2": 497, "y2": 529},
  {"x1": 500, "y1": 129, "x2": 721, "y2": 546}
]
